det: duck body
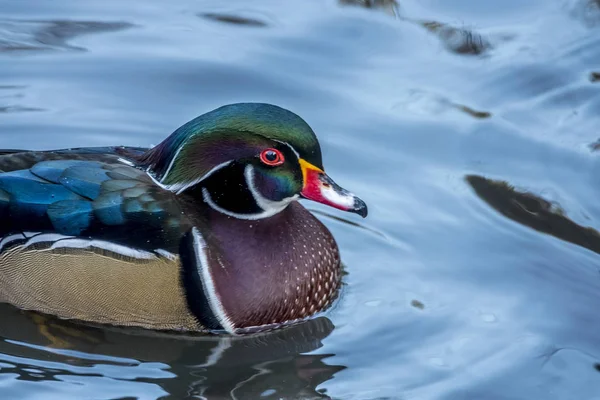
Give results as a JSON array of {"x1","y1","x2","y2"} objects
[{"x1": 0, "y1": 103, "x2": 366, "y2": 334}]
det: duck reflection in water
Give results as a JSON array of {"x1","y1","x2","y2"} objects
[{"x1": 0, "y1": 305, "x2": 343, "y2": 399}]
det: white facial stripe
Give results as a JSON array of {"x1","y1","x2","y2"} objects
[
  {"x1": 146, "y1": 170, "x2": 168, "y2": 190},
  {"x1": 148, "y1": 160, "x2": 232, "y2": 195},
  {"x1": 201, "y1": 167, "x2": 297, "y2": 220},
  {"x1": 174, "y1": 161, "x2": 232, "y2": 195},
  {"x1": 321, "y1": 184, "x2": 356, "y2": 209},
  {"x1": 202, "y1": 187, "x2": 280, "y2": 220},
  {"x1": 159, "y1": 141, "x2": 186, "y2": 183},
  {"x1": 272, "y1": 139, "x2": 300, "y2": 160},
  {"x1": 191, "y1": 227, "x2": 236, "y2": 334},
  {"x1": 244, "y1": 165, "x2": 297, "y2": 218},
  {"x1": 201, "y1": 187, "x2": 235, "y2": 217}
]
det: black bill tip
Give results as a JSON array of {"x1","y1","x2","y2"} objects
[{"x1": 351, "y1": 197, "x2": 368, "y2": 218}]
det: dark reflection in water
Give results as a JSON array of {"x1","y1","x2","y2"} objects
[
  {"x1": 454, "y1": 104, "x2": 492, "y2": 118},
  {"x1": 0, "y1": 85, "x2": 43, "y2": 114},
  {"x1": 0, "y1": 105, "x2": 44, "y2": 113},
  {"x1": 0, "y1": 304, "x2": 340, "y2": 399},
  {"x1": 393, "y1": 88, "x2": 493, "y2": 120},
  {"x1": 0, "y1": 20, "x2": 133, "y2": 52},
  {"x1": 420, "y1": 21, "x2": 492, "y2": 56},
  {"x1": 338, "y1": 0, "x2": 399, "y2": 17},
  {"x1": 199, "y1": 13, "x2": 268, "y2": 28},
  {"x1": 340, "y1": 0, "x2": 494, "y2": 56},
  {"x1": 466, "y1": 175, "x2": 600, "y2": 255},
  {"x1": 570, "y1": 0, "x2": 600, "y2": 27},
  {"x1": 589, "y1": 138, "x2": 600, "y2": 150}
]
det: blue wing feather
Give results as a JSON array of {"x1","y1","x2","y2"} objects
[
  {"x1": 106, "y1": 166, "x2": 148, "y2": 181},
  {"x1": 59, "y1": 165, "x2": 111, "y2": 200},
  {"x1": 122, "y1": 198, "x2": 145, "y2": 214},
  {"x1": 0, "y1": 169, "x2": 48, "y2": 183},
  {"x1": 0, "y1": 170, "x2": 84, "y2": 218},
  {"x1": 102, "y1": 179, "x2": 139, "y2": 192},
  {"x1": 0, "y1": 188, "x2": 9, "y2": 213},
  {"x1": 93, "y1": 191, "x2": 126, "y2": 225},
  {"x1": 0, "y1": 149, "x2": 190, "y2": 252},
  {"x1": 31, "y1": 160, "x2": 103, "y2": 183},
  {"x1": 47, "y1": 200, "x2": 93, "y2": 235}
]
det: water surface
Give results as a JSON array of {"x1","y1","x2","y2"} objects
[{"x1": 2, "y1": 0, "x2": 600, "y2": 398}]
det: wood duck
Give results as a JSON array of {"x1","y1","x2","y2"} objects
[{"x1": 0, "y1": 103, "x2": 367, "y2": 334}]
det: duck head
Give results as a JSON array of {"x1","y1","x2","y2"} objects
[{"x1": 139, "y1": 103, "x2": 367, "y2": 220}]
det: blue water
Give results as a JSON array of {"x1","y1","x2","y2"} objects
[{"x1": 2, "y1": 0, "x2": 600, "y2": 398}]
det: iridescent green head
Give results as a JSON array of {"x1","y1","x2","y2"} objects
[{"x1": 139, "y1": 103, "x2": 367, "y2": 219}]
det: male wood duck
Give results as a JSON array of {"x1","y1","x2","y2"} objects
[{"x1": 0, "y1": 103, "x2": 367, "y2": 334}]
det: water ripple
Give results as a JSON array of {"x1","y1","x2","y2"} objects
[{"x1": 0, "y1": 20, "x2": 134, "y2": 53}]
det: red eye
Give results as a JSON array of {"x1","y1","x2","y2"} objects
[{"x1": 259, "y1": 148, "x2": 284, "y2": 166}]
